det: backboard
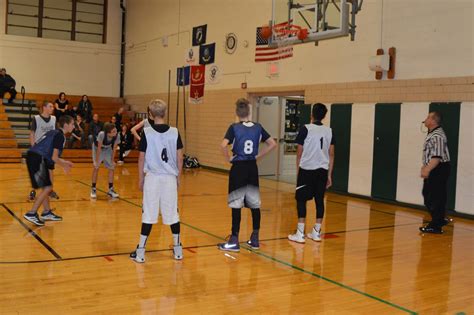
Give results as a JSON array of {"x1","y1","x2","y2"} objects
[{"x1": 270, "y1": 0, "x2": 363, "y2": 46}]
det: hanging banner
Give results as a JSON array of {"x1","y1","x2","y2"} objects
[
  {"x1": 185, "y1": 47, "x2": 196, "y2": 65},
  {"x1": 176, "y1": 66, "x2": 190, "y2": 86},
  {"x1": 206, "y1": 65, "x2": 221, "y2": 85},
  {"x1": 199, "y1": 43, "x2": 216, "y2": 65},
  {"x1": 190, "y1": 65, "x2": 205, "y2": 104},
  {"x1": 192, "y1": 24, "x2": 207, "y2": 46}
]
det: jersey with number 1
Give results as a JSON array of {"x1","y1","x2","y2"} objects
[
  {"x1": 298, "y1": 123, "x2": 333, "y2": 170},
  {"x1": 225, "y1": 122, "x2": 270, "y2": 162},
  {"x1": 143, "y1": 126, "x2": 179, "y2": 176}
]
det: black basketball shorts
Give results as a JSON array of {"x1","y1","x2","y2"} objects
[{"x1": 26, "y1": 151, "x2": 52, "y2": 189}]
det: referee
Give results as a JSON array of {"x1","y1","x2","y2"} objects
[{"x1": 420, "y1": 111, "x2": 451, "y2": 234}]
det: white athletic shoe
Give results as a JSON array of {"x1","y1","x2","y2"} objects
[
  {"x1": 288, "y1": 231, "x2": 305, "y2": 244},
  {"x1": 307, "y1": 227, "x2": 322, "y2": 242},
  {"x1": 130, "y1": 247, "x2": 145, "y2": 263},
  {"x1": 117, "y1": 161, "x2": 124, "y2": 165},
  {"x1": 173, "y1": 244, "x2": 183, "y2": 260},
  {"x1": 90, "y1": 188, "x2": 97, "y2": 199},
  {"x1": 107, "y1": 188, "x2": 119, "y2": 198}
]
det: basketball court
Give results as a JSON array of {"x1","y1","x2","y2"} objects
[{"x1": 0, "y1": 0, "x2": 473, "y2": 314}]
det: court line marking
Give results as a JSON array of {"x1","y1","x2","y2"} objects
[
  {"x1": 73, "y1": 180, "x2": 417, "y2": 315},
  {"x1": 0, "y1": 223, "x2": 418, "y2": 264},
  {"x1": 1, "y1": 203, "x2": 62, "y2": 260}
]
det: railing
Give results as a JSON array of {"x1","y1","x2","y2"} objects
[{"x1": 135, "y1": 112, "x2": 147, "y2": 121}]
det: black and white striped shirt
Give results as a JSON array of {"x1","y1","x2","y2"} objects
[{"x1": 423, "y1": 126, "x2": 450, "y2": 165}]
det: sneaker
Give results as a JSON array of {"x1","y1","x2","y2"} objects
[
  {"x1": 130, "y1": 246, "x2": 145, "y2": 263},
  {"x1": 307, "y1": 227, "x2": 322, "y2": 242},
  {"x1": 288, "y1": 231, "x2": 305, "y2": 244},
  {"x1": 90, "y1": 188, "x2": 97, "y2": 199},
  {"x1": 41, "y1": 210, "x2": 63, "y2": 221},
  {"x1": 28, "y1": 190, "x2": 36, "y2": 201},
  {"x1": 246, "y1": 232, "x2": 259, "y2": 249},
  {"x1": 23, "y1": 213, "x2": 45, "y2": 226},
  {"x1": 442, "y1": 217, "x2": 453, "y2": 227},
  {"x1": 173, "y1": 244, "x2": 183, "y2": 260},
  {"x1": 217, "y1": 235, "x2": 240, "y2": 252},
  {"x1": 117, "y1": 161, "x2": 124, "y2": 165},
  {"x1": 107, "y1": 188, "x2": 119, "y2": 198},
  {"x1": 49, "y1": 191, "x2": 60, "y2": 200},
  {"x1": 419, "y1": 225, "x2": 443, "y2": 234}
]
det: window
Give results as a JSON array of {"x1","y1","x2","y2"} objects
[{"x1": 6, "y1": 0, "x2": 107, "y2": 44}]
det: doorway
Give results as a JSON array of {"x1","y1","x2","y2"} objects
[{"x1": 249, "y1": 93, "x2": 309, "y2": 183}]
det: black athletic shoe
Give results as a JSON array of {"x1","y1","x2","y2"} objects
[
  {"x1": 23, "y1": 213, "x2": 45, "y2": 226},
  {"x1": 28, "y1": 190, "x2": 36, "y2": 202},
  {"x1": 41, "y1": 210, "x2": 63, "y2": 221},
  {"x1": 419, "y1": 225, "x2": 443, "y2": 234},
  {"x1": 49, "y1": 191, "x2": 60, "y2": 200},
  {"x1": 246, "y1": 232, "x2": 259, "y2": 249},
  {"x1": 442, "y1": 217, "x2": 453, "y2": 227}
]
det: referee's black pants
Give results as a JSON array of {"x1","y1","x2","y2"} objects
[{"x1": 422, "y1": 162, "x2": 450, "y2": 228}]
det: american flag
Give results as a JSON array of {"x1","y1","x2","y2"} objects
[{"x1": 255, "y1": 26, "x2": 293, "y2": 62}]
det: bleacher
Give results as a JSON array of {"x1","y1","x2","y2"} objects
[{"x1": 0, "y1": 92, "x2": 138, "y2": 163}]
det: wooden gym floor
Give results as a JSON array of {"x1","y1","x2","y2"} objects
[{"x1": 0, "y1": 163, "x2": 472, "y2": 314}]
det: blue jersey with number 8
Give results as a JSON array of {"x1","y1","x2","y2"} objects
[{"x1": 224, "y1": 122, "x2": 270, "y2": 162}]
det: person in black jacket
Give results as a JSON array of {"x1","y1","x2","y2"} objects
[
  {"x1": 0, "y1": 68, "x2": 17, "y2": 104},
  {"x1": 78, "y1": 95, "x2": 93, "y2": 123}
]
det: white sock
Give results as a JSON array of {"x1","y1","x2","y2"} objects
[
  {"x1": 297, "y1": 223, "x2": 305, "y2": 235},
  {"x1": 314, "y1": 223, "x2": 321, "y2": 233},
  {"x1": 138, "y1": 235, "x2": 148, "y2": 248},
  {"x1": 172, "y1": 234, "x2": 180, "y2": 246}
]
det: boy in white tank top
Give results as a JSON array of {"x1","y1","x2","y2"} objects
[
  {"x1": 28, "y1": 102, "x2": 60, "y2": 201},
  {"x1": 130, "y1": 99, "x2": 184, "y2": 263},
  {"x1": 288, "y1": 103, "x2": 335, "y2": 243}
]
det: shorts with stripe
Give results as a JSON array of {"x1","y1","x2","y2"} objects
[
  {"x1": 26, "y1": 151, "x2": 52, "y2": 189},
  {"x1": 228, "y1": 160, "x2": 261, "y2": 209},
  {"x1": 295, "y1": 168, "x2": 328, "y2": 201},
  {"x1": 142, "y1": 173, "x2": 179, "y2": 225}
]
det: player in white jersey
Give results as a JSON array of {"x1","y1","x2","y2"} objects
[
  {"x1": 288, "y1": 103, "x2": 335, "y2": 243},
  {"x1": 130, "y1": 99, "x2": 184, "y2": 263},
  {"x1": 28, "y1": 102, "x2": 60, "y2": 201}
]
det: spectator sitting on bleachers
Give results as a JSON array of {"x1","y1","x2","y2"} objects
[
  {"x1": 69, "y1": 105, "x2": 80, "y2": 119},
  {"x1": 78, "y1": 95, "x2": 93, "y2": 123},
  {"x1": 68, "y1": 114, "x2": 86, "y2": 149},
  {"x1": 118, "y1": 124, "x2": 134, "y2": 164},
  {"x1": 110, "y1": 115, "x2": 117, "y2": 126},
  {"x1": 0, "y1": 68, "x2": 17, "y2": 104},
  {"x1": 54, "y1": 92, "x2": 69, "y2": 120},
  {"x1": 88, "y1": 113, "x2": 103, "y2": 149}
]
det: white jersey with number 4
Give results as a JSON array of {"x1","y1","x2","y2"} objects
[
  {"x1": 143, "y1": 126, "x2": 179, "y2": 176},
  {"x1": 299, "y1": 124, "x2": 332, "y2": 170}
]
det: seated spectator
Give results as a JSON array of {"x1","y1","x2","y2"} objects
[
  {"x1": 110, "y1": 115, "x2": 117, "y2": 126},
  {"x1": 68, "y1": 114, "x2": 86, "y2": 148},
  {"x1": 118, "y1": 124, "x2": 134, "y2": 164},
  {"x1": 0, "y1": 68, "x2": 17, "y2": 104},
  {"x1": 88, "y1": 113, "x2": 103, "y2": 149},
  {"x1": 114, "y1": 107, "x2": 124, "y2": 130},
  {"x1": 54, "y1": 92, "x2": 69, "y2": 120},
  {"x1": 69, "y1": 105, "x2": 80, "y2": 119},
  {"x1": 78, "y1": 95, "x2": 93, "y2": 123}
]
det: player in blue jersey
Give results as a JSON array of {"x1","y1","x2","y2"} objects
[
  {"x1": 24, "y1": 115, "x2": 75, "y2": 226},
  {"x1": 217, "y1": 98, "x2": 276, "y2": 252}
]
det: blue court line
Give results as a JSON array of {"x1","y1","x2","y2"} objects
[{"x1": 73, "y1": 179, "x2": 418, "y2": 314}]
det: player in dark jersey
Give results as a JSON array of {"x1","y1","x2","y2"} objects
[
  {"x1": 24, "y1": 115, "x2": 75, "y2": 226},
  {"x1": 217, "y1": 98, "x2": 276, "y2": 252}
]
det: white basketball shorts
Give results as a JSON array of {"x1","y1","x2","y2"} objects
[{"x1": 142, "y1": 173, "x2": 179, "y2": 225}]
